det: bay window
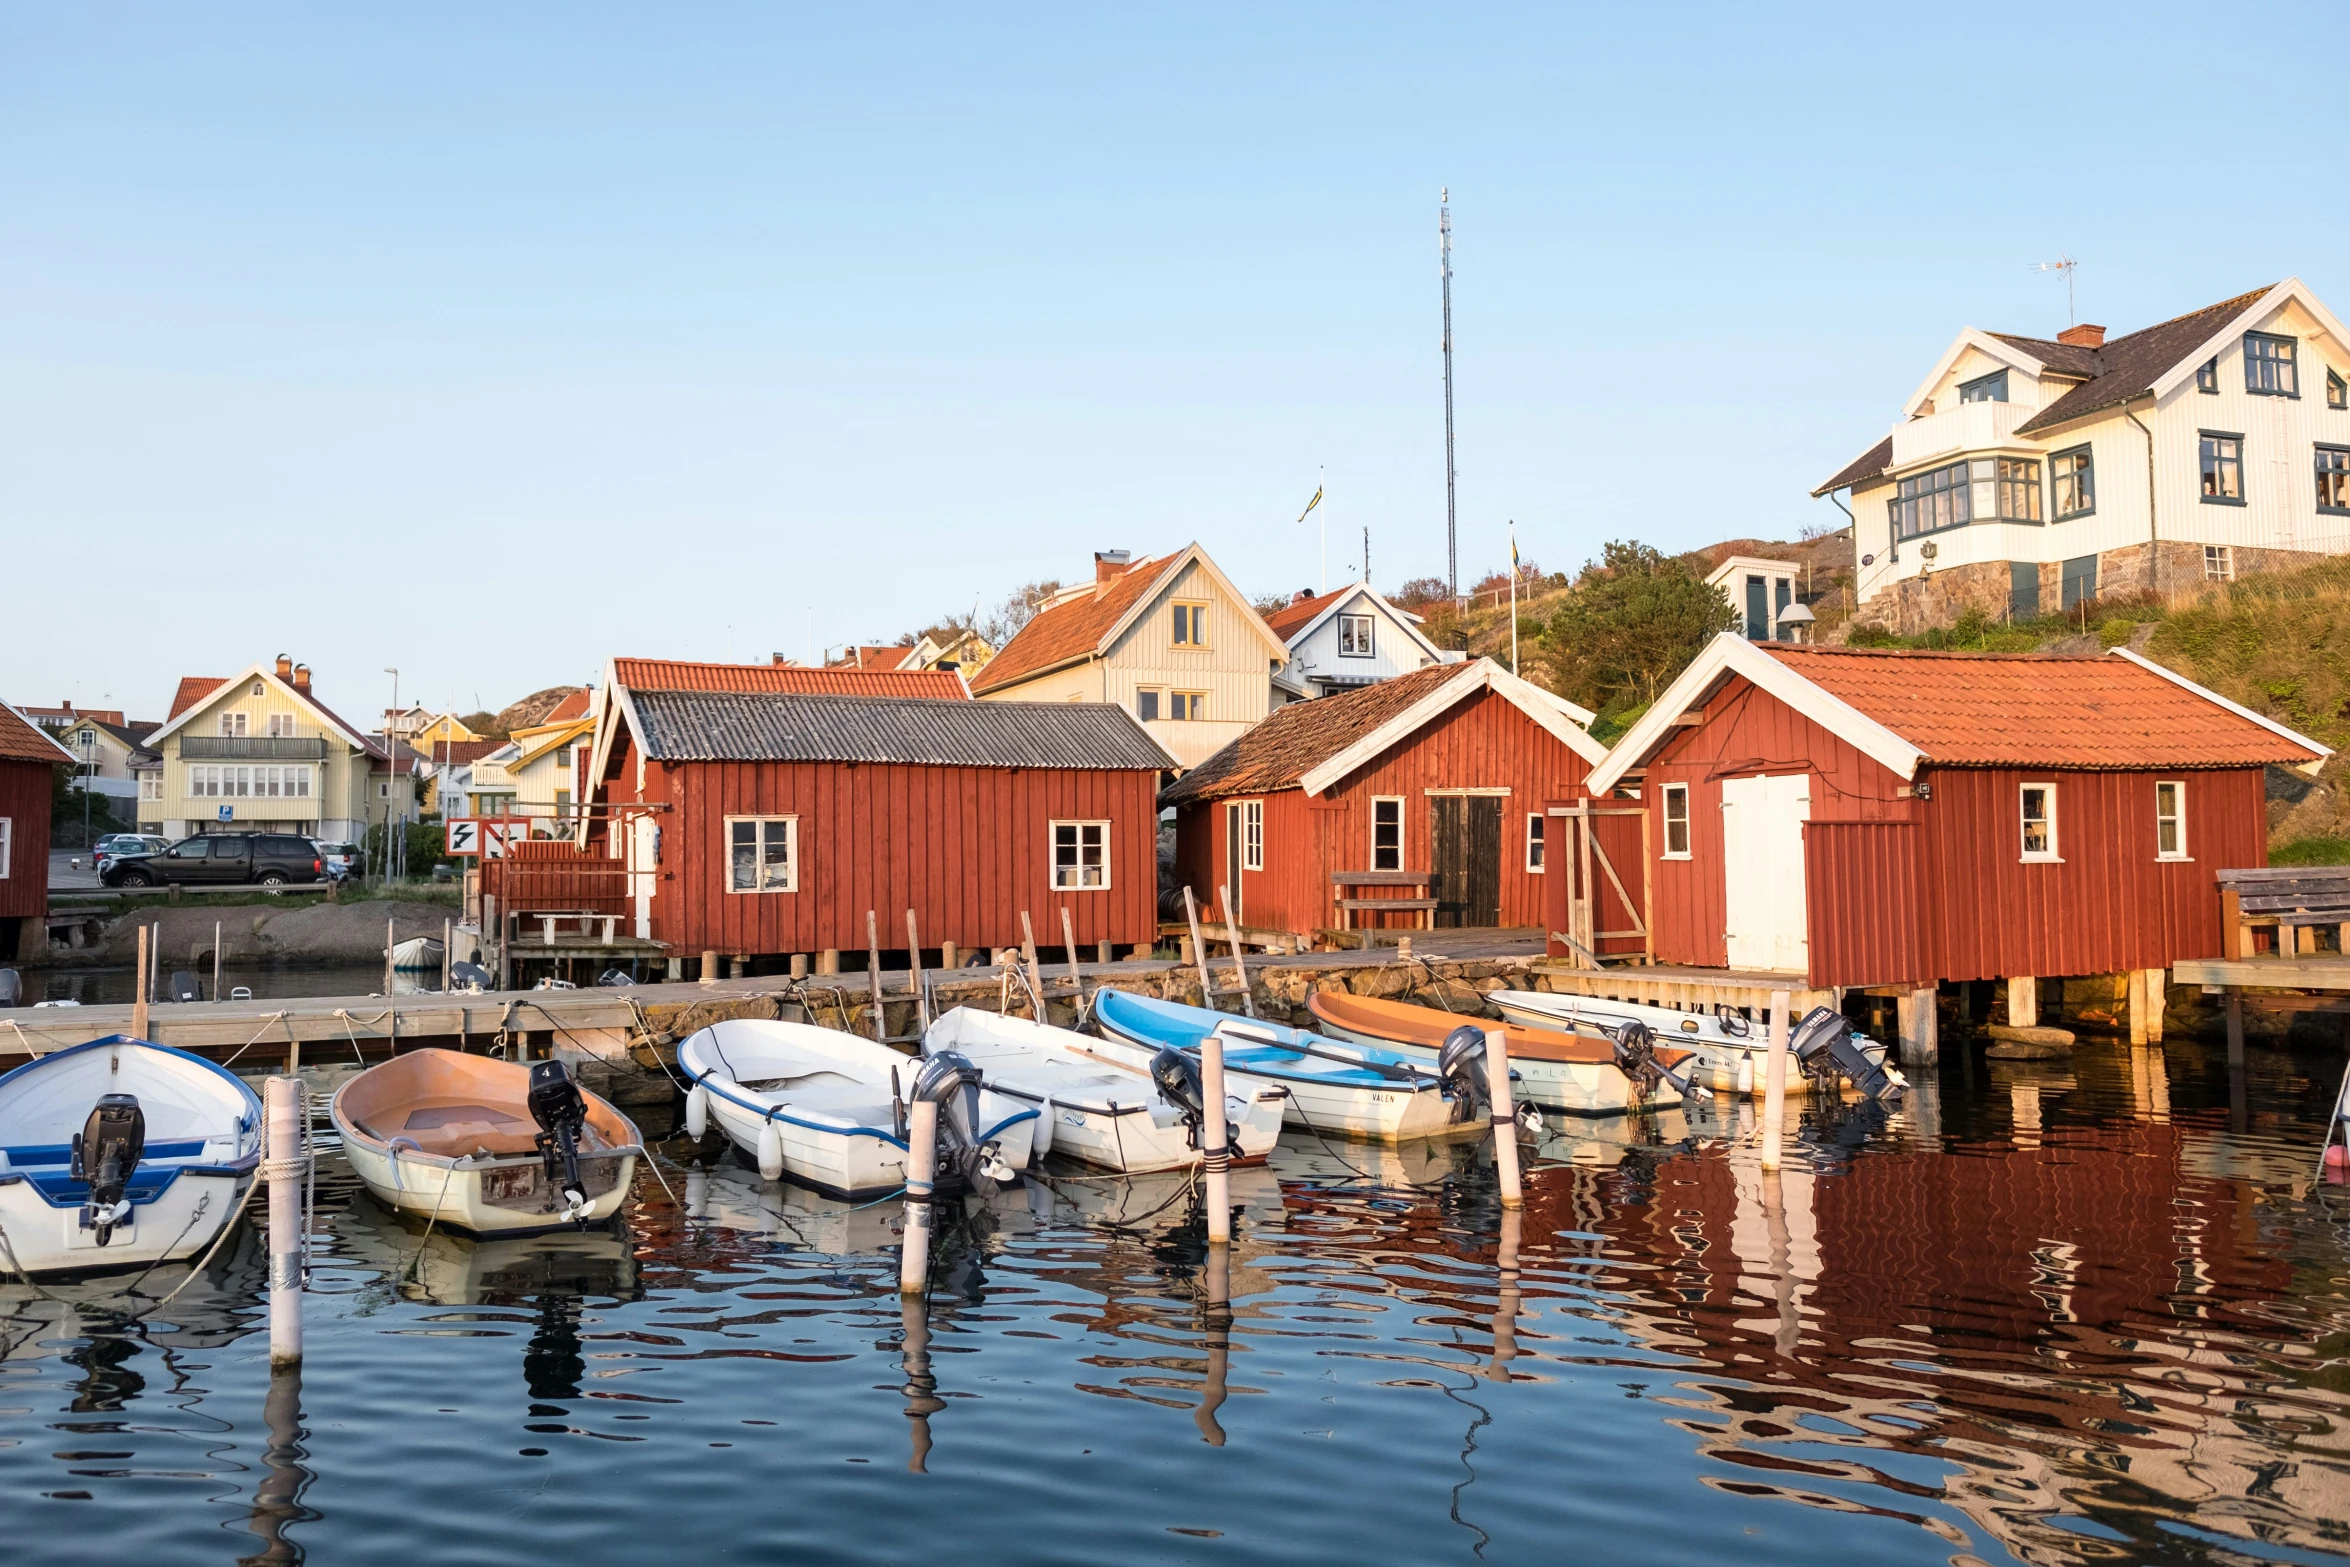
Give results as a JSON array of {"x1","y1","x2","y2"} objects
[{"x1": 1892, "y1": 456, "x2": 2041, "y2": 540}]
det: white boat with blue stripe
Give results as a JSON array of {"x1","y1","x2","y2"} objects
[
  {"x1": 0, "y1": 1034, "x2": 261, "y2": 1278},
  {"x1": 1089, "y1": 991, "x2": 1456, "y2": 1143},
  {"x1": 677, "y1": 1018, "x2": 1039, "y2": 1200}
]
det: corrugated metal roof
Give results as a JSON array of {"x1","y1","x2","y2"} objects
[
  {"x1": 613, "y1": 657, "x2": 969, "y2": 699},
  {"x1": 632, "y1": 690, "x2": 1178, "y2": 770}
]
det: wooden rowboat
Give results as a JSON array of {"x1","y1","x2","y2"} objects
[{"x1": 1307, "y1": 992, "x2": 1694, "y2": 1116}]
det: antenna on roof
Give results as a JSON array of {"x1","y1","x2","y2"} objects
[
  {"x1": 2030, "y1": 254, "x2": 2078, "y2": 326},
  {"x1": 1439, "y1": 188, "x2": 1458, "y2": 604}
]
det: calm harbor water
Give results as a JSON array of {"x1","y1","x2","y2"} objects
[{"x1": 1, "y1": 1034, "x2": 2345, "y2": 1566}]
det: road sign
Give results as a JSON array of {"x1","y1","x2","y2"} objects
[
  {"x1": 217, "y1": 805, "x2": 234, "y2": 822},
  {"x1": 445, "y1": 818, "x2": 482, "y2": 856},
  {"x1": 482, "y1": 819, "x2": 520, "y2": 858}
]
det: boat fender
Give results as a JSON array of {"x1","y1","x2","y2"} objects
[
  {"x1": 72, "y1": 1093, "x2": 145, "y2": 1246},
  {"x1": 1031, "y1": 1096, "x2": 1055, "y2": 1159},
  {"x1": 1735, "y1": 1053, "x2": 1754, "y2": 1096},
  {"x1": 1437, "y1": 1026, "x2": 1492, "y2": 1126},
  {"x1": 756, "y1": 1117, "x2": 784, "y2": 1181},
  {"x1": 685, "y1": 1083, "x2": 710, "y2": 1141}
]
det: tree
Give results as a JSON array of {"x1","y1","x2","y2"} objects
[
  {"x1": 1539, "y1": 541, "x2": 1736, "y2": 718},
  {"x1": 1391, "y1": 576, "x2": 1451, "y2": 611},
  {"x1": 973, "y1": 580, "x2": 1062, "y2": 648}
]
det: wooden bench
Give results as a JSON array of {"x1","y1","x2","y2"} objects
[
  {"x1": 1331, "y1": 870, "x2": 1437, "y2": 932},
  {"x1": 2218, "y1": 866, "x2": 2350, "y2": 957},
  {"x1": 512, "y1": 909, "x2": 621, "y2": 946}
]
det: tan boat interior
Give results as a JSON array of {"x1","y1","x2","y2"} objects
[
  {"x1": 338, "y1": 1049, "x2": 635, "y2": 1160},
  {"x1": 1309, "y1": 992, "x2": 1694, "y2": 1068}
]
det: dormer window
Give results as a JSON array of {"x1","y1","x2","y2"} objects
[
  {"x1": 2329, "y1": 368, "x2": 2347, "y2": 410},
  {"x1": 2196, "y1": 357, "x2": 2219, "y2": 394},
  {"x1": 1957, "y1": 369, "x2": 2009, "y2": 404},
  {"x1": 2245, "y1": 332, "x2": 2299, "y2": 397},
  {"x1": 1337, "y1": 613, "x2": 1375, "y2": 657}
]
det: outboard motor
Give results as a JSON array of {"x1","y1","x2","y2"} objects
[
  {"x1": 168, "y1": 970, "x2": 202, "y2": 1003},
  {"x1": 1438, "y1": 1025, "x2": 1493, "y2": 1127},
  {"x1": 911, "y1": 1050, "x2": 1014, "y2": 1189},
  {"x1": 72, "y1": 1094, "x2": 145, "y2": 1246},
  {"x1": 1148, "y1": 1045, "x2": 1238, "y2": 1157},
  {"x1": 447, "y1": 961, "x2": 492, "y2": 994},
  {"x1": 596, "y1": 968, "x2": 635, "y2": 987},
  {"x1": 1612, "y1": 1022, "x2": 1711, "y2": 1105},
  {"x1": 527, "y1": 1060, "x2": 592, "y2": 1221},
  {"x1": 1790, "y1": 1006, "x2": 1902, "y2": 1101}
]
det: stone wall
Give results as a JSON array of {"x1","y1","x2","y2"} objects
[{"x1": 1849, "y1": 540, "x2": 2338, "y2": 637}]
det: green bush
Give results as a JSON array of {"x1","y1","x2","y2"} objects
[
  {"x1": 2270, "y1": 836, "x2": 2350, "y2": 866},
  {"x1": 364, "y1": 820, "x2": 449, "y2": 877},
  {"x1": 2098, "y1": 617, "x2": 2136, "y2": 648}
]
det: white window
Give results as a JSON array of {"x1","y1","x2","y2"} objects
[
  {"x1": 219, "y1": 712, "x2": 249, "y2": 737},
  {"x1": 1661, "y1": 784, "x2": 1691, "y2": 858},
  {"x1": 2021, "y1": 783, "x2": 2059, "y2": 861},
  {"x1": 1135, "y1": 689, "x2": 1161, "y2": 722},
  {"x1": 1052, "y1": 820, "x2": 1111, "y2": 889},
  {"x1": 1371, "y1": 797, "x2": 1403, "y2": 871},
  {"x1": 2204, "y1": 545, "x2": 2233, "y2": 582},
  {"x1": 1240, "y1": 801, "x2": 1263, "y2": 870},
  {"x1": 0, "y1": 817, "x2": 11, "y2": 879},
  {"x1": 139, "y1": 774, "x2": 162, "y2": 802},
  {"x1": 2155, "y1": 780, "x2": 2188, "y2": 860},
  {"x1": 728, "y1": 815, "x2": 798, "y2": 892},
  {"x1": 1338, "y1": 613, "x2": 1375, "y2": 657},
  {"x1": 1526, "y1": 813, "x2": 1546, "y2": 872}
]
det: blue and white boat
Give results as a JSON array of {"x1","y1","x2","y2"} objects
[
  {"x1": 0, "y1": 1035, "x2": 262, "y2": 1278},
  {"x1": 1089, "y1": 990, "x2": 1456, "y2": 1142},
  {"x1": 677, "y1": 1018, "x2": 1038, "y2": 1200}
]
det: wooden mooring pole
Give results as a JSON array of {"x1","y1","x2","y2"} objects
[
  {"x1": 906, "y1": 910, "x2": 930, "y2": 1032},
  {"x1": 1760, "y1": 989, "x2": 1790, "y2": 1172},
  {"x1": 132, "y1": 924, "x2": 150, "y2": 1040},
  {"x1": 265, "y1": 1075, "x2": 308, "y2": 1368},
  {"x1": 1483, "y1": 1026, "x2": 1523, "y2": 1208},
  {"x1": 1018, "y1": 912, "x2": 1046, "y2": 1021}
]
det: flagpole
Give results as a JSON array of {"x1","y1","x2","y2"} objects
[
  {"x1": 1319, "y1": 465, "x2": 1327, "y2": 594},
  {"x1": 1508, "y1": 522, "x2": 1520, "y2": 676}
]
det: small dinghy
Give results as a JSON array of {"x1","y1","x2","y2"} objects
[
  {"x1": 390, "y1": 936, "x2": 444, "y2": 973},
  {"x1": 1089, "y1": 990, "x2": 1456, "y2": 1142},
  {"x1": 1490, "y1": 990, "x2": 1906, "y2": 1099},
  {"x1": 923, "y1": 1006, "x2": 1287, "y2": 1174},
  {"x1": 0, "y1": 1035, "x2": 260, "y2": 1277},
  {"x1": 333, "y1": 1049, "x2": 643, "y2": 1236},
  {"x1": 1307, "y1": 992, "x2": 1704, "y2": 1116},
  {"x1": 677, "y1": 1019, "x2": 1038, "y2": 1200}
]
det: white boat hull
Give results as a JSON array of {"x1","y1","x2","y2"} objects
[
  {"x1": 1083, "y1": 1021, "x2": 1457, "y2": 1143},
  {"x1": 1314, "y1": 1016, "x2": 1679, "y2": 1116},
  {"x1": 1492, "y1": 991, "x2": 1804, "y2": 1095},
  {"x1": 341, "y1": 1136, "x2": 636, "y2": 1236},
  {"x1": 0, "y1": 1166, "x2": 250, "y2": 1277}
]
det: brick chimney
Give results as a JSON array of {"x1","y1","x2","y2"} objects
[
  {"x1": 292, "y1": 663, "x2": 311, "y2": 691},
  {"x1": 1094, "y1": 549, "x2": 1134, "y2": 591},
  {"x1": 274, "y1": 653, "x2": 294, "y2": 680},
  {"x1": 2057, "y1": 323, "x2": 2106, "y2": 348}
]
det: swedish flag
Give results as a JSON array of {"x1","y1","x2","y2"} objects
[{"x1": 1296, "y1": 486, "x2": 1323, "y2": 524}]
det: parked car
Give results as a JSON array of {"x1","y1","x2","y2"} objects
[
  {"x1": 91, "y1": 833, "x2": 171, "y2": 876},
  {"x1": 103, "y1": 833, "x2": 326, "y2": 889},
  {"x1": 312, "y1": 840, "x2": 363, "y2": 881}
]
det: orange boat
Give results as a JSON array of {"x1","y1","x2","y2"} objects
[{"x1": 1307, "y1": 991, "x2": 1696, "y2": 1116}]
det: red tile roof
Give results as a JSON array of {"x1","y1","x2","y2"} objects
[
  {"x1": 418, "y1": 738, "x2": 504, "y2": 765},
  {"x1": 828, "y1": 645, "x2": 914, "y2": 672},
  {"x1": 1262, "y1": 586, "x2": 1349, "y2": 642},
  {"x1": 1758, "y1": 646, "x2": 2325, "y2": 770},
  {"x1": 168, "y1": 677, "x2": 228, "y2": 721},
  {"x1": 544, "y1": 689, "x2": 592, "y2": 723},
  {"x1": 611, "y1": 658, "x2": 969, "y2": 699},
  {"x1": 970, "y1": 556, "x2": 1171, "y2": 694},
  {"x1": 0, "y1": 704, "x2": 76, "y2": 765},
  {"x1": 1159, "y1": 662, "x2": 1471, "y2": 805}
]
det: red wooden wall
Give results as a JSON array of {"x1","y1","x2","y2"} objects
[
  {"x1": 0, "y1": 758, "x2": 55, "y2": 922},
  {"x1": 591, "y1": 731, "x2": 1160, "y2": 958},
  {"x1": 480, "y1": 839, "x2": 630, "y2": 918},
  {"x1": 1172, "y1": 688, "x2": 1596, "y2": 936},
  {"x1": 1542, "y1": 807, "x2": 1647, "y2": 959}
]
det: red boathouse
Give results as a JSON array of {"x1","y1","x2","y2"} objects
[
  {"x1": 1585, "y1": 635, "x2": 2330, "y2": 993},
  {"x1": 0, "y1": 703, "x2": 75, "y2": 962}
]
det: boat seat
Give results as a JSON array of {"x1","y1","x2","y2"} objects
[{"x1": 375, "y1": 1100, "x2": 539, "y2": 1158}]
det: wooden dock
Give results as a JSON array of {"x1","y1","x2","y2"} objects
[{"x1": 1528, "y1": 960, "x2": 1838, "y2": 1018}]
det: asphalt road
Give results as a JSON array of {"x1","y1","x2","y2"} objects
[{"x1": 49, "y1": 849, "x2": 102, "y2": 890}]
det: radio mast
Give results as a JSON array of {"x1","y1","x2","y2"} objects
[{"x1": 1440, "y1": 188, "x2": 1458, "y2": 602}]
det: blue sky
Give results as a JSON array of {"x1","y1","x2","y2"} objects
[{"x1": 6, "y1": 3, "x2": 2344, "y2": 719}]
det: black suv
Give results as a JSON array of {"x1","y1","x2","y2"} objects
[{"x1": 104, "y1": 833, "x2": 326, "y2": 889}]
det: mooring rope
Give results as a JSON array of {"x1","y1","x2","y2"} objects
[{"x1": 217, "y1": 1011, "x2": 294, "y2": 1069}]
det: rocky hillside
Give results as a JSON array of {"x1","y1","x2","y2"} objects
[{"x1": 493, "y1": 685, "x2": 585, "y2": 734}]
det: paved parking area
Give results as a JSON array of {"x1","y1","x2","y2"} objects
[{"x1": 49, "y1": 849, "x2": 102, "y2": 890}]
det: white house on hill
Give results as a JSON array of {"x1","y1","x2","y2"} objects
[{"x1": 1260, "y1": 583, "x2": 1461, "y2": 705}]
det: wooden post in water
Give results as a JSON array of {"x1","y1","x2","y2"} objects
[
  {"x1": 214, "y1": 920, "x2": 223, "y2": 1003},
  {"x1": 2143, "y1": 968, "x2": 2166, "y2": 1043},
  {"x1": 1217, "y1": 884, "x2": 1255, "y2": 1019},
  {"x1": 905, "y1": 910, "x2": 930, "y2": 1032},
  {"x1": 1201, "y1": 1029, "x2": 1231, "y2": 1244},
  {"x1": 867, "y1": 911, "x2": 888, "y2": 1043},
  {"x1": 899, "y1": 1096, "x2": 938, "y2": 1295},
  {"x1": 265, "y1": 1075, "x2": 306, "y2": 1368},
  {"x1": 2007, "y1": 975, "x2": 2038, "y2": 1028},
  {"x1": 2225, "y1": 989, "x2": 2246, "y2": 1067},
  {"x1": 1482, "y1": 1026, "x2": 1522, "y2": 1208},
  {"x1": 1488, "y1": 1206, "x2": 1522, "y2": 1380},
  {"x1": 1182, "y1": 886, "x2": 1217, "y2": 1011},
  {"x1": 383, "y1": 917, "x2": 395, "y2": 997},
  {"x1": 1760, "y1": 989, "x2": 1791, "y2": 1172},
  {"x1": 1058, "y1": 907, "x2": 1085, "y2": 1013},
  {"x1": 132, "y1": 924, "x2": 150, "y2": 1040},
  {"x1": 701, "y1": 950, "x2": 719, "y2": 987},
  {"x1": 1897, "y1": 986, "x2": 1937, "y2": 1066},
  {"x1": 442, "y1": 918, "x2": 453, "y2": 992}
]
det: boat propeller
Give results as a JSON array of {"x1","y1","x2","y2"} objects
[
  {"x1": 1148, "y1": 1046, "x2": 1238, "y2": 1157},
  {"x1": 1790, "y1": 1007, "x2": 1903, "y2": 1102},
  {"x1": 72, "y1": 1093, "x2": 145, "y2": 1246},
  {"x1": 911, "y1": 1051, "x2": 1015, "y2": 1191},
  {"x1": 1610, "y1": 1022, "x2": 1710, "y2": 1105},
  {"x1": 527, "y1": 1060, "x2": 592, "y2": 1221}
]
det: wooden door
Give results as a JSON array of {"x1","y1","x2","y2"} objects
[
  {"x1": 1431, "y1": 796, "x2": 1502, "y2": 928},
  {"x1": 1223, "y1": 801, "x2": 1244, "y2": 925},
  {"x1": 1722, "y1": 773, "x2": 1810, "y2": 971}
]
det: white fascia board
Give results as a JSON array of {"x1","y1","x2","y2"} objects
[
  {"x1": 1296, "y1": 660, "x2": 1603, "y2": 797},
  {"x1": 144, "y1": 663, "x2": 372, "y2": 754},
  {"x1": 1281, "y1": 585, "x2": 1448, "y2": 666},
  {"x1": 1703, "y1": 555, "x2": 1803, "y2": 592},
  {"x1": 1486, "y1": 665, "x2": 1603, "y2": 754},
  {"x1": 1901, "y1": 328, "x2": 2049, "y2": 418},
  {"x1": 1585, "y1": 635, "x2": 1926, "y2": 796},
  {"x1": 1102, "y1": 544, "x2": 1292, "y2": 667},
  {"x1": 2106, "y1": 647, "x2": 2333, "y2": 774},
  {"x1": 2148, "y1": 282, "x2": 2294, "y2": 400}
]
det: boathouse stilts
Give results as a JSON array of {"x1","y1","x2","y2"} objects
[
  {"x1": 1760, "y1": 990, "x2": 1790, "y2": 1172},
  {"x1": 899, "y1": 1097, "x2": 938, "y2": 1295},
  {"x1": 1482, "y1": 1026, "x2": 1523, "y2": 1208},
  {"x1": 2007, "y1": 975, "x2": 2038, "y2": 1028},
  {"x1": 265, "y1": 1075, "x2": 307, "y2": 1369},
  {"x1": 1897, "y1": 986, "x2": 1938, "y2": 1066}
]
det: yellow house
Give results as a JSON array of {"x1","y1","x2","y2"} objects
[
  {"x1": 969, "y1": 545, "x2": 1287, "y2": 769},
  {"x1": 477, "y1": 689, "x2": 594, "y2": 835},
  {"x1": 143, "y1": 657, "x2": 420, "y2": 840}
]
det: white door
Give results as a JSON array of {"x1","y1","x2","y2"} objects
[
  {"x1": 629, "y1": 817, "x2": 658, "y2": 941},
  {"x1": 1721, "y1": 773, "x2": 1810, "y2": 973}
]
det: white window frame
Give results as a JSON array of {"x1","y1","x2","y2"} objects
[
  {"x1": 1371, "y1": 796, "x2": 1404, "y2": 871},
  {"x1": 1240, "y1": 800, "x2": 1264, "y2": 871},
  {"x1": 1051, "y1": 819, "x2": 1112, "y2": 890},
  {"x1": 1134, "y1": 688, "x2": 1162, "y2": 722},
  {"x1": 1338, "y1": 612, "x2": 1376, "y2": 657},
  {"x1": 2020, "y1": 782, "x2": 2060, "y2": 862},
  {"x1": 139, "y1": 774, "x2": 162, "y2": 802},
  {"x1": 1526, "y1": 812, "x2": 1545, "y2": 872},
  {"x1": 2155, "y1": 780, "x2": 2189, "y2": 861},
  {"x1": 1661, "y1": 783, "x2": 1692, "y2": 859},
  {"x1": 726, "y1": 814, "x2": 799, "y2": 893},
  {"x1": 267, "y1": 713, "x2": 296, "y2": 738},
  {"x1": 219, "y1": 711, "x2": 248, "y2": 737},
  {"x1": 0, "y1": 817, "x2": 11, "y2": 879}
]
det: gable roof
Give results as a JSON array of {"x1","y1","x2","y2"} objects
[
  {"x1": 609, "y1": 657, "x2": 970, "y2": 700},
  {"x1": 1262, "y1": 582, "x2": 1445, "y2": 661},
  {"x1": 1263, "y1": 586, "x2": 1351, "y2": 641},
  {"x1": 512, "y1": 717, "x2": 597, "y2": 768},
  {"x1": 169, "y1": 677, "x2": 228, "y2": 721},
  {"x1": 147, "y1": 665, "x2": 387, "y2": 758},
  {"x1": 830, "y1": 644, "x2": 915, "y2": 672},
  {"x1": 418, "y1": 737, "x2": 503, "y2": 766},
  {"x1": 1588, "y1": 635, "x2": 2328, "y2": 795},
  {"x1": 2013, "y1": 285, "x2": 2277, "y2": 434},
  {"x1": 0, "y1": 704, "x2": 80, "y2": 765},
  {"x1": 970, "y1": 544, "x2": 1288, "y2": 695},
  {"x1": 625, "y1": 690, "x2": 1177, "y2": 771},
  {"x1": 1160, "y1": 659, "x2": 1602, "y2": 806},
  {"x1": 542, "y1": 690, "x2": 591, "y2": 723}
]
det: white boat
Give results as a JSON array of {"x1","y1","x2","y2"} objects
[
  {"x1": 923, "y1": 1006, "x2": 1287, "y2": 1174},
  {"x1": 0, "y1": 1034, "x2": 261, "y2": 1277},
  {"x1": 1307, "y1": 991, "x2": 1699, "y2": 1116},
  {"x1": 390, "y1": 936, "x2": 444, "y2": 972},
  {"x1": 677, "y1": 1018, "x2": 1038, "y2": 1200},
  {"x1": 332, "y1": 1049, "x2": 643, "y2": 1237},
  {"x1": 1089, "y1": 990, "x2": 1459, "y2": 1143},
  {"x1": 1490, "y1": 990, "x2": 1907, "y2": 1097}
]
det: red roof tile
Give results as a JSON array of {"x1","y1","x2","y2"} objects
[
  {"x1": 1159, "y1": 662, "x2": 1471, "y2": 804},
  {"x1": 969, "y1": 555, "x2": 1171, "y2": 694},
  {"x1": 828, "y1": 645, "x2": 914, "y2": 672},
  {"x1": 1262, "y1": 586, "x2": 1349, "y2": 642},
  {"x1": 544, "y1": 689, "x2": 592, "y2": 723},
  {"x1": 168, "y1": 677, "x2": 228, "y2": 721},
  {"x1": 0, "y1": 704, "x2": 76, "y2": 765},
  {"x1": 418, "y1": 738, "x2": 504, "y2": 765},
  {"x1": 1758, "y1": 646, "x2": 2324, "y2": 770},
  {"x1": 612, "y1": 658, "x2": 969, "y2": 699}
]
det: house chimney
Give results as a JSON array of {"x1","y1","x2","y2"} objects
[
  {"x1": 1294, "y1": 588, "x2": 1314, "y2": 604},
  {"x1": 275, "y1": 654, "x2": 294, "y2": 680},
  {"x1": 292, "y1": 664, "x2": 311, "y2": 691},
  {"x1": 2057, "y1": 323, "x2": 2106, "y2": 348},
  {"x1": 1094, "y1": 549, "x2": 1134, "y2": 589}
]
